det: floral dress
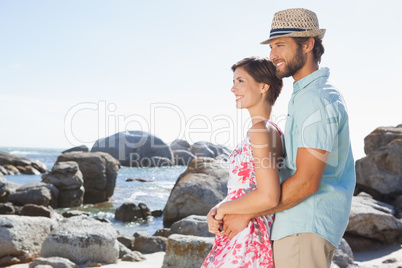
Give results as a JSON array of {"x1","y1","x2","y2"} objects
[{"x1": 202, "y1": 121, "x2": 282, "y2": 268}]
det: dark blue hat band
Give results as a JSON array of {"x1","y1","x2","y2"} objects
[{"x1": 269, "y1": 28, "x2": 310, "y2": 38}]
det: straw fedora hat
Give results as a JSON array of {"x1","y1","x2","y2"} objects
[{"x1": 260, "y1": 8, "x2": 326, "y2": 44}]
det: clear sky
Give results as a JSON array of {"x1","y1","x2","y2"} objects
[{"x1": 1, "y1": 0, "x2": 401, "y2": 160}]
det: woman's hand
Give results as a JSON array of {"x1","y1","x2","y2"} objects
[{"x1": 207, "y1": 207, "x2": 224, "y2": 236}]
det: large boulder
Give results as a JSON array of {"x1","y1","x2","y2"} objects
[
  {"x1": 42, "y1": 161, "x2": 84, "y2": 208},
  {"x1": 356, "y1": 138, "x2": 402, "y2": 201},
  {"x1": 163, "y1": 157, "x2": 228, "y2": 225},
  {"x1": 190, "y1": 141, "x2": 231, "y2": 160},
  {"x1": 162, "y1": 234, "x2": 214, "y2": 268},
  {"x1": 56, "y1": 152, "x2": 120, "y2": 204},
  {"x1": 8, "y1": 182, "x2": 59, "y2": 208},
  {"x1": 345, "y1": 193, "x2": 402, "y2": 247},
  {"x1": 41, "y1": 216, "x2": 119, "y2": 265},
  {"x1": 91, "y1": 131, "x2": 173, "y2": 167},
  {"x1": 170, "y1": 139, "x2": 191, "y2": 151},
  {"x1": 172, "y1": 150, "x2": 195, "y2": 166},
  {"x1": 168, "y1": 215, "x2": 213, "y2": 237},
  {"x1": 0, "y1": 215, "x2": 58, "y2": 266},
  {"x1": 62, "y1": 145, "x2": 89, "y2": 154},
  {"x1": 0, "y1": 151, "x2": 46, "y2": 174},
  {"x1": 363, "y1": 124, "x2": 402, "y2": 155}
]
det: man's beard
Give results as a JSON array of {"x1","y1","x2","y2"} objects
[{"x1": 276, "y1": 46, "x2": 306, "y2": 79}]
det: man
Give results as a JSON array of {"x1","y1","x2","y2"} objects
[{"x1": 208, "y1": 8, "x2": 355, "y2": 268}]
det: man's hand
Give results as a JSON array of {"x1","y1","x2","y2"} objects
[
  {"x1": 207, "y1": 207, "x2": 224, "y2": 236},
  {"x1": 222, "y1": 214, "x2": 252, "y2": 240}
]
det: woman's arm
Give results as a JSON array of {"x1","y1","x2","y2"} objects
[{"x1": 214, "y1": 122, "x2": 282, "y2": 220}]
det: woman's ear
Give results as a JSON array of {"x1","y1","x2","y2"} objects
[{"x1": 261, "y1": 84, "x2": 270, "y2": 94}]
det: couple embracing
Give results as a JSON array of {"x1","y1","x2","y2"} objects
[{"x1": 202, "y1": 8, "x2": 356, "y2": 268}]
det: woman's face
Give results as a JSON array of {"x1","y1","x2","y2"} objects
[{"x1": 231, "y1": 66, "x2": 266, "y2": 110}]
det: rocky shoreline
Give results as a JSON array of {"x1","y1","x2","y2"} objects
[{"x1": 0, "y1": 126, "x2": 401, "y2": 267}]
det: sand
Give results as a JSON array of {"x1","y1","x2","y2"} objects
[{"x1": 8, "y1": 244, "x2": 402, "y2": 267}]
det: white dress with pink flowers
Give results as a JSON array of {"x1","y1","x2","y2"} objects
[{"x1": 201, "y1": 121, "x2": 282, "y2": 268}]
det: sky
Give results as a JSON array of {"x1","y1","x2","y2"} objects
[{"x1": 1, "y1": 0, "x2": 401, "y2": 160}]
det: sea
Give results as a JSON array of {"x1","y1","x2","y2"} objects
[{"x1": 0, "y1": 146, "x2": 187, "y2": 237}]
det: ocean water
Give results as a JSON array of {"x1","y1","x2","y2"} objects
[{"x1": 0, "y1": 147, "x2": 186, "y2": 236}]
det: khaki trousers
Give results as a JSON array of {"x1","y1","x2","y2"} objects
[{"x1": 273, "y1": 233, "x2": 336, "y2": 268}]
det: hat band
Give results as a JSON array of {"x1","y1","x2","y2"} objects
[{"x1": 269, "y1": 28, "x2": 310, "y2": 38}]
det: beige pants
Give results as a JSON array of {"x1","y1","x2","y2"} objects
[{"x1": 273, "y1": 233, "x2": 336, "y2": 268}]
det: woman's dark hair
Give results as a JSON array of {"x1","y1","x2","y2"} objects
[
  {"x1": 294, "y1": 37, "x2": 325, "y2": 63},
  {"x1": 231, "y1": 57, "x2": 283, "y2": 106}
]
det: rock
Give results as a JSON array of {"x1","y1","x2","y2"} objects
[
  {"x1": 170, "y1": 139, "x2": 191, "y2": 151},
  {"x1": 0, "y1": 151, "x2": 46, "y2": 174},
  {"x1": 117, "y1": 235, "x2": 135, "y2": 250},
  {"x1": 121, "y1": 251, "x2": 146, "y2": 262},
  {"x1": 20, "y1": 204, "x2": 57, "y2": 219},
  {"x1": 163, "y1": 157, "x2": 228, "y2": 225},
  {"x1": 172, "y1": 150, "x2": 195, "y2": 166},
  {"x1": 29, "y1": 256, "x2": 78, "y2": 268},
  {"x1": 58, "y1": 187, "x2": 85, "y2": 208},
  {"x1": 42, "y1": 161, "x2": 85, "y2": 208},
  {"x1": 3, "y1": 165, "x2": 21, "y2": 175},
  {"x1": 56, "y1": 152, "x2": 120, "y2": 204},
  {"x1": 356, "y1": 139, "x2": 402, "y2": 200},
  {"x1": 0, "y1": 202, "x2": 16, "y2": 214},
  {"x1": 151, "y1": 209, "x2": 163, "y2": 217},
  {"x1": 42, "y1": 162, "x2": 83, "y2": 190},
  {"x1": 41, "y1": 216, "x2": 119, "y2": 265},
  {"x1": 62, "y1": 145, "x2": 89, "y2": 154},
  {"x1": 133, "y1": 234, "x2": 167, "y2": 253},
  {"x1": 153, "y1": 228, "x2": 171, "y2": 238},
  {"x1": 125, "y1": 178, "x2": 154, "y2": 182},
  {"x1": 332, "y1": 238, "x2": 354, "y2": 268},
  {"x1": 168, "y1": 215, "x2": 213, "y2": 237},
  {"x1": 162, "y1": 234, "x2": 214, "y2": 268},
  {"x1": 118, "y1": 241, "x2": 132, "y2": 258},
  {"x1": 115, "y1": 202, "x2": 151, "y2": 222},
  {"x1": 16, "y1": 165, "x2": 41, "y2": 175},
  {"x1": 346, "y1": 194, "x2": 402, "y2": 245},
  {"x1": 190, "y1": 141, "x2": 231, "y2": 160},
  {"x1": 0, "y1": 215, "x2": 57, "y2": 266},
  {"x1": 91, "y1": 131, "x2": 173, "y2": 167},
  {"x1": 0, "y1": 174, "x2": 10, "y2": 202},
  {"x1": 8, "y1": 182, "x2": 59, "y2": 208},
  {"x1": 61, "y1": 210, "x2": 91, "y2": 218},
  {"x1": 364, "y1": 125, "x2": 402, "y2": 155}
]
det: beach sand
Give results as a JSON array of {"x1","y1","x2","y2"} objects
[{"x1": 8, "y1": 245, "x2": 402, "y2": 267}]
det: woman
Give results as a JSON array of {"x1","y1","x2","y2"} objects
[{"x1": 202, "y1": 57, "x2": 283, "y2": 268}]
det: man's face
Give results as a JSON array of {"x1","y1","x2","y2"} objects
[{"x1": 269, "y1": 37, "x2": 306, "y2": 79}]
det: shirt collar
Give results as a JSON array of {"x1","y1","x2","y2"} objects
[{"x1": 293, "y1": 67, "x2": 330, "y2": 95}]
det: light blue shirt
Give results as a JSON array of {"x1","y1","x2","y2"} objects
[{"x1": 271, "y1": 67, "x2": 356, "y2": 247}]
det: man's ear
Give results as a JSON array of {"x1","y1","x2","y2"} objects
[{"x1": 304, "y1": 37, "x2": 315, "y2": 53}]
